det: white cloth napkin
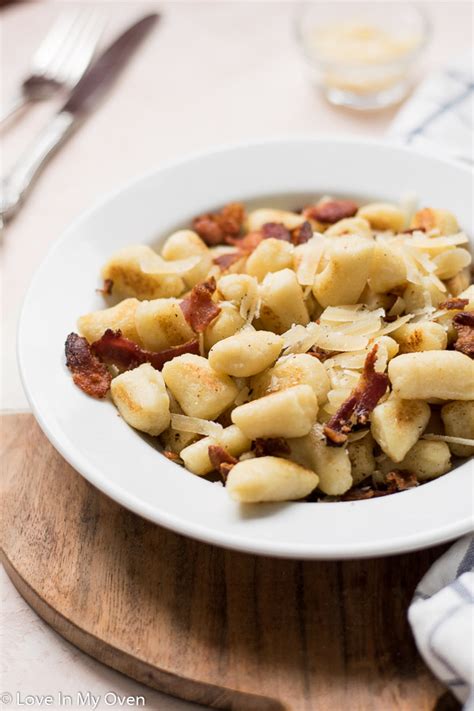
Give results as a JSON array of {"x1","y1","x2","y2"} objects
[
  {"x1": 389, "y1": 55, "x2": 474, "y2": 709},
  {"x1": 409, "y1": 538, "x2": 474, "y2": 709},
  {"x1": 389, "y1": 52, "x2": 474, "y2": 163}
]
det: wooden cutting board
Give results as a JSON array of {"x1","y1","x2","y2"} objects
[{"x1": 1, "y1": 413, "x2": 454, "y2": 710}]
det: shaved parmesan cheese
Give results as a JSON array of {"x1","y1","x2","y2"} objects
[
  {"x1": 426, "y1": 272, "x2": 447, "y2": 293},
  {"x1": 320, "y1": 305, "x2": 378, "y2": 322},
  {"x1": 388, "y1": 297, "x2": 405, "y2": 317},
  {"x1": 282, "y1": 324, "x2": 310, "y2": 348},
  {"x1": 239, "y1": 277, "x2": 259, "y2": 324},
  {"x1": 422, "y1": 434, "x2": 474, "y2": 447},
  {"x1": 170, "y1": 414, "x2": 223, "y2": 437},
  {"x1": 282, "y1": 321, "x2": 370, "y2": 354},
  {"x1": 402, "y1": 251, "x2": 424, "y2": 285},
  {"x1": 281, "y1": 323, "x2": 320, "y2": 355},
  {"x1": 336, "y1": 316, "x2": 382, "y2": 337},
  {"x1": 315, "y1": 328, "x2": 369, "y2": 352},
  {"x1": 295, "y1": 237, "x2": 325, "y2": 286},
  {"x1": 431, "y1": 309, "x2": 449, "y2": 320},
  {"x1": 324, "y1": 352, "x2": 366, "y2": 369},
  {"x1": 407, "y1": 245, "x2": 436, "y2": 274},
  {"x1": 376, "y1": 313, "x2": 414, "y2": 336},
  {"x1": 412, "y1": 232, "x2": 469, "y2": 249}
]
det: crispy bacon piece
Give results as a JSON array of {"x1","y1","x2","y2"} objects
[
  {"x1": 96, "y1": 278, "x2": 113, "y2": 296},
  {"x1": 439, "y1": 297, "x2": 469, "y2": 311},
  {"x1": 324, "y1": 346, "x2": 388, "y2": 445},
  {"x1": 208, "y1": 445, "x2": 238, "y2": 482},
  {"x1": 411, "y1": 208, "x2": 437, "y2": 232},
  {"x1": 180, "y1": 277, "x2": 221, "y2": 332},
  {"x1": 65, "y1": 333, "x2": 112, "y2": 398},
  {"x1": 303, "y1": 199, "x2": 358, "y2": 224},
  {"x1": 402, "y1": 227, "x2": 426, "y2": 234},
  {"x1": 341, "y1": 469, "x2": 418, "y2": 501},
  {"x1": 212, "y1": 252, "x2": 244, "y2": 270},
  {"x1": 453, "y1": 311, "x2": 474, "y2": 358},
  {"x1": 261, "y1": 222, "x2": 291, "y2": 241},
  {"x1": 291, "y1": 220, "x2": 313, "y2": 245},
  {"x1": 91, "y1": 330, "x2": 200, "y2": 370},
  {"x1": 225, "y1": 230, "x2": 264, "y2": 253},
  {"x1": 253, "y1": 437, "x2": 291, "y2": 457},
  {"x1": 192, "y1": 202, "x2": 245, "y2": 246},
  {"x1": 385, "y1": 470, "x2": 418, "y2": 492},
  {"x1": 341, "y1": 487, "x2": 377, "y2": 501},
  {"x1": 224, "y1": 219, "x2": 311, "y2": 257}
]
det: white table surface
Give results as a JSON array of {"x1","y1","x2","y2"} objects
[{"x1": 1, "y1": 2, "x2": 472, "y2": 709}]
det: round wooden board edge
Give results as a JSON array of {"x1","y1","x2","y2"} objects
[{"x1": 0, "y1": 548, "x2": 286, "y2": 711}]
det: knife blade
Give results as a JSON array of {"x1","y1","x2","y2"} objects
[
  {"x1": 1, "y1": 13, "x2": 159, "y2": 226},
  {"x1": 62, "y1": 13, "x2": 159, "y2": 116}
]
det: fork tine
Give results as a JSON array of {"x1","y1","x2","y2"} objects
[
  {"x1": 58, "y1": 11, "x2": 105, "y2": 86},
  {"x1": 32, "y1": 10, "x2": 81, "y2": 75},
  {"x1": 46, "y1": 9, "x2": 97, "y2": 85}
]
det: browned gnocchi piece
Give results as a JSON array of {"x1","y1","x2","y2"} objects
[
  {"x1": 208, "y1": 330, "x2": 282, "y2": 377},
  {"x1": 226, "y1": 456, "x2": 319, "y2": 503},
  {"x1": 101, "y1": 245, "x2": 185, "y2": 300},
  {"x1": 250, "y1": 353, "x2": 330, "y2": 404},
  {"x1": 388, "y1": 352, "x2": 474, "y2": 401},
  {"x1": 259, "y1": 269, "x2": 310, "y2": 333},
  {"x1": 162, "y1": 354, "x2": 239, "y2": 420},
  {"x1": 441, "y1": 401, "x2": 474, "y2": 457},
  {"x1": 135, "y1": 298, "x2": 194, "y2": 351},
  {"x1": 231, "y1": 384, "x2": 318, "y2": 439},
  {"x1": 111, "y1": 364, "x2": 170, "y2": 436},
  {"x1": 78, "y1": 298, "x2": 140, "y2": 344}
]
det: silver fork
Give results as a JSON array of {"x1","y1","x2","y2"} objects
[{"x1": 1, "y1": 9, "x2": 104, "y2": 125}]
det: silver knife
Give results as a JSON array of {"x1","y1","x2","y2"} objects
[{"x1": 1, "y1": 13, "x2": 159, "y2": 227}]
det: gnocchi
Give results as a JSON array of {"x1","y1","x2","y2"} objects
[
  {"x1": 313, "y1": 237, "x2": 374, "y2": 306},
  {"x1": 111, "y1": 363, "x2": 170, "y2": 436},
  {"x1": 250, "y1": 353, "x2": 330, "y2": 404},
  {"x1": 226, "y1": 456, "x2": 319, "y2": 503},
  {"x1": 259, "y1": 268, "x2": 310, "y2": 333},
  {"x1": 162, "y1": 354, "x2": 239, "y2": 419},
  {"x1": 371, "y1": 398, "x2": 430, "y2": 462},
  {"x1": 231, "y1": 385, "x2": 318, "y2": 439},
  {"x1": 161, "y1": 230, "x2": 213, "y2": 287},
  {"x1": 101, "y1": 245, "x2": 185, "y2": 300},
  {"x1": 135, "y1": 298, "x2": 194, "y2": 351},
  {"x1": 208, "y1": 330, "x2": 283, "y2": 377},
  {"x1": 388, "y1": 352, "x2": 474, "y2": 401},
  {"x1": 181, "y1": 425, "x2": 251, "y2": 476},
  {"x1": 78, "y1": 298, "x2": 140, "y2": 344}
]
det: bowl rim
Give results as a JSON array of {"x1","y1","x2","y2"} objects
[{"x1": 17, "y1": 135, "x2": 474, "y2": 560}]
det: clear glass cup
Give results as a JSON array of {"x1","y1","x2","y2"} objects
[{"x1": 295, "y1": 2, "x2": 431, "y2": 110}]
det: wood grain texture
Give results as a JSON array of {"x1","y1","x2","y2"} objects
[{"x1": 1, "y1": 413, "x2": 451, "y2": 710}]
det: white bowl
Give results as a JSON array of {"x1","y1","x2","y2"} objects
[{"x1": 18, "y1": 137, "x2": 474, "y2": 559}]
